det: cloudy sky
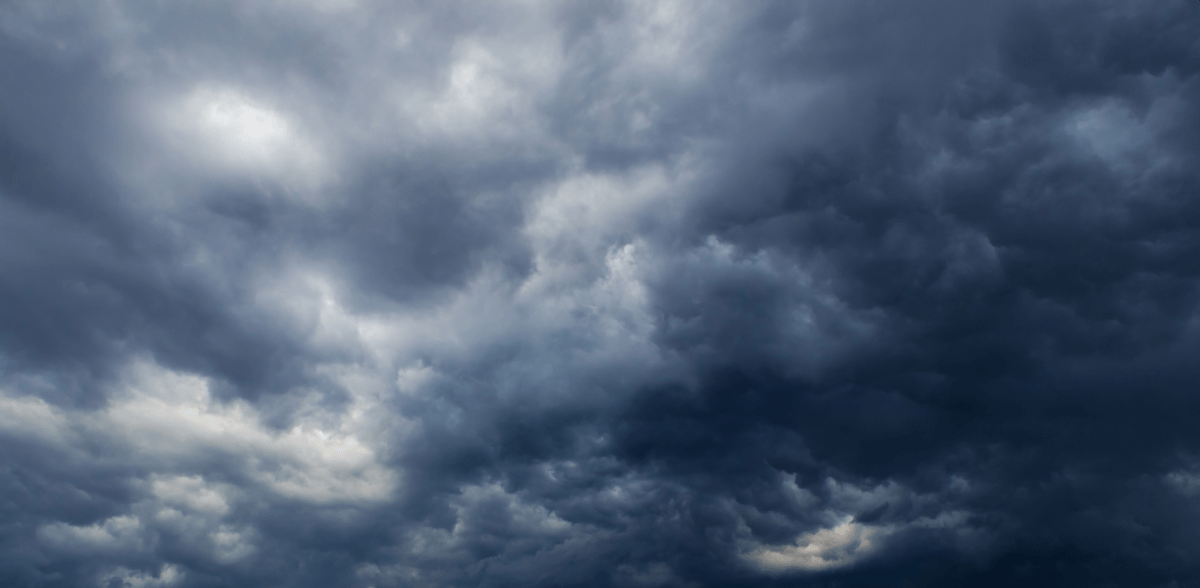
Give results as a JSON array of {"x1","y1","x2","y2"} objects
[{"x1": 1, "y1": 1, "x2": 1199, "y2": 586}]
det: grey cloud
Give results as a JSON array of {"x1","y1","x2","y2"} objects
[{"x1": 2, "y1": 1, "x2": 1200, "y2": 587}]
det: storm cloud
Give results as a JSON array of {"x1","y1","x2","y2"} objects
[{"x1": 2, "y1": 1, "x2": 1200, "y2": 586}]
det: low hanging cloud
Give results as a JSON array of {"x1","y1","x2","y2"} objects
[{"x1": 2, "y1": 1, "x2": 1200, "y2": 587}]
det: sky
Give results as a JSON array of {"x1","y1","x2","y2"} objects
[{"x1": 1, "y1": 1, "x2": 1199, "y2": 587}]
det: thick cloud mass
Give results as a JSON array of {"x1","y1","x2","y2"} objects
[{"x1": 2, "y1": 1, "x2": 1200, "y2": 586}]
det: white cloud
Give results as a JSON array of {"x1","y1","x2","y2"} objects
[
  {"x1": 150, "y1": 475, "x2": 231, "y2": 516},
  {"x1": 0, "y1": 392, "x2": 71, "y2": 449},
  {"x1": 150, "y1": 85, "x2": 332, "y2": 192},
  {"x1": 746, "y1": 517, "x2": 884, "y2": 573},
  {"x1": 739, "y1": 475, "x2": 979, "y2": 575},
  {"x1": 102, "y1": 361, "x2": 398, "y2": 505},
  {"x1": 37, "y1": 515, "x2": 147, "y2": 555},
  {"x1": 2, "y1": 359, "x2": 399, "y2": 512},
  {"x1": 96, "y1": 564, "x2": 184, "y2": 588},
  {"x1": 1165, "y1": 469, "x2": 1200, "y2": 497}
]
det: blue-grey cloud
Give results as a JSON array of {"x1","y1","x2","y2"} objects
[{"x1": 2, "y1": 1, "x2": 1200, "y2": 587}]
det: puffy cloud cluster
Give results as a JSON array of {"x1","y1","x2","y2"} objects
[{"x1": 1, "y1": 1, "x2": 1200, "y2": 586}]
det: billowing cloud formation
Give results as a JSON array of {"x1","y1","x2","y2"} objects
[{"x1": 2, "y1": 1, "x2": 1200, "y2": 586}]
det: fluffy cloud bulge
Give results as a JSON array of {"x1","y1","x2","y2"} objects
[{"x1": 2, "y1": 1, "x2": 1200, "y2": 586}]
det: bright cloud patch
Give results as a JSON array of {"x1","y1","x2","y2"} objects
[
  {"x1": 155, "y1": 86, "x2": 330, "y2": 189},
  {"x1": 746, "y1": 517, "x2": 884, "y2": 573}
]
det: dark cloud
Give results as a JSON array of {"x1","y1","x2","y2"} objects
[{"x1": 2, "y1": 1, "x2": 1200, "y2": 587}]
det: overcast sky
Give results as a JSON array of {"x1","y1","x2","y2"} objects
[{"x1": 1, "y1": 1, "x2": 1200, "y2": 587}]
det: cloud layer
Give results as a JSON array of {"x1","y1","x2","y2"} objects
[{"x1": 2, "y1": 1, "x2": 1200, "y2": 586}]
